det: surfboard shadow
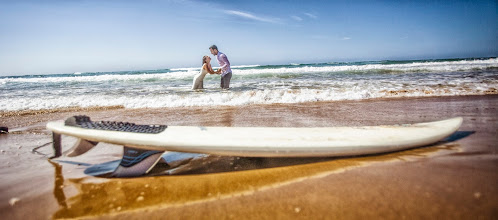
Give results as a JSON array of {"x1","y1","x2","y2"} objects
[
  {"x1": 176, "y1": 130, "x2": 476, "y2": 175},
  {"x1": 441, "y1": 131, "x2": 475, "y2": 142},
  {"x1": 79, "y1": 152, "x2": 338, "y2": 177},
  {"x1": 165, "y1": 130, "x2": 477, "y2": 176},
  {"x1": 80, "y1": 131, "x2": 476, "y2": 177},
  {"x1": 52, "y1": 160, "x2": 92, "y2": 167}
]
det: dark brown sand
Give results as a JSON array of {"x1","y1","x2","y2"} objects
[{"x1": 0, "y1": 95, "x2": 497, "y2": 219}]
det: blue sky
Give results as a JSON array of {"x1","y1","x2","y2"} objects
[{"x1": 0, "y1": 0, "x2": 496, "y2": 76}]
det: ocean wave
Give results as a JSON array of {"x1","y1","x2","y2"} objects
[
  {"x1": 0, "y1": 71, "x2": 192, "y2": 84},
  {"x1": 233, "y1": 58, "x2": 498, "y2": 76},
  {"x1": 1, "y1": 84, "x2": 496, "y2": 112},
  {"x1": 1, "y1": 58, "x2": 496, "y2": 84}
]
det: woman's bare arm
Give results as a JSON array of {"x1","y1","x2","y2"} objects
[{"x1": 206, "y1": 63, "x2": 219, "y2": 74}]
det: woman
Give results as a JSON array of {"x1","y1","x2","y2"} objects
[{"x1": 192, "y1": 56, "x2": 219, "y2": 90}]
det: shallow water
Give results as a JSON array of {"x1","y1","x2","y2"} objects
[{"x1": 1, "y1": 58, "x2": 497, "y2": 112}]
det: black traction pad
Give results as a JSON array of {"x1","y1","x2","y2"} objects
[{"x1": 64, "y1": 115, "x2": 167, "y2": 134}]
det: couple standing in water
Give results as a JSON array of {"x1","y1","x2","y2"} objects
[{"x1": 192, "y1": 45, "x2": 232, "y2": 90}]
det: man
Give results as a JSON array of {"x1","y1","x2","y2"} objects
[{"x1": 209, "y1": 45, "x2": 232, "y2": 89}]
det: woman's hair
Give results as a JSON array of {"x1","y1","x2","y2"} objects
[{"x1": 202, "y1": 56, "x2": 208, "y2": 65}]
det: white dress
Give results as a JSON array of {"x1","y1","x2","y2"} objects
[{"x1": 192, "y1": 65, "x2": 209, "y2": 90}]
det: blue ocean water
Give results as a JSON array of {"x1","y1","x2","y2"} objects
[{"x1": 1, "y1": 57, "x2": 497, "y2": 112}]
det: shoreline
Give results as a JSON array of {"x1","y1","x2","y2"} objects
[
  {"x1": 0, "y1": 94, "x2": 497, "y2": 219},
  {"x1": 1, "y1": 94, "x2": 497, "y2": 129},
  {"x1": 1, "y1": 93, "x2": 497, "y2": 119}
]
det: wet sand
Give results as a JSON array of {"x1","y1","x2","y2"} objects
[{"x1": 0, "y1": 95, "x2": 497, "y2": 219}]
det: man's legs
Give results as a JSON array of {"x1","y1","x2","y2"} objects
[{"x1": 220, "y1": 72, "x2": 232, "y2": 89}]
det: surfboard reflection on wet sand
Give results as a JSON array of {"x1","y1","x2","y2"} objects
[{"x1": 50, "y1": 133, "x2": 468, "y2": 219}]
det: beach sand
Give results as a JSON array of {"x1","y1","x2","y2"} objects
[{"x1": 0, "y1": 95, "x2": 497, "y2": 219}]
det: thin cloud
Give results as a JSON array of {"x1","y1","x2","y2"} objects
[
  {"x1": 342, "y1": 37, "x2": 352, "y2": 40},
  {"x1": 291, "y1": 15, "x2": 303, "y2": 21},
  {"x1": 224, "y1": 10, "x2": 280, "y2": 24},
  {"x1": 304, "y1": 13, "x2": 317, "y2": 19}
]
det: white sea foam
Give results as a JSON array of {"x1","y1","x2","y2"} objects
[
  {"x1": 170, "y1": 67, "x2": 201, "y2": 72},
  {"x1": 232, "y1": 64, "x2": 261, "y2": 68},
  {"x1": 1, "y1": 82, "x2": 495, "y2": 111}
]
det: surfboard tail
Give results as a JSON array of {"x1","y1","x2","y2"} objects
[{"x1": 111, "y1": 147, "x2": 164, "y2": 177}]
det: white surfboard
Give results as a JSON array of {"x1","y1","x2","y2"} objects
[{"x1": 46, "y1": 116, "x2": 462, "y2": 177}]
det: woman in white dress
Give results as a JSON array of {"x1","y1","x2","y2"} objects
[{"x1": 192, "y1": 56, "x2": 219, "y2": 90}]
